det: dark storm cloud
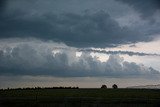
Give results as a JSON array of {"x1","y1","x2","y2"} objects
[
  {"x1": 117, "y1": 0, "x2": 160, "y2": 20},
  {"x1": 0, "y1": 10, "x2": 149, "y2": 47},
  {"x1": 0, "y1": 0, "x2": 156, "y2": 48},
  {"x1": 0, "y1": 0, "x2": 7, "y2": 12}
]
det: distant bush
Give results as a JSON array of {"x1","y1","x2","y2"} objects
[
  {"x1": 112, "y1": 84, "x2": 118, "y2": 89},
  {"x1": 101, "y1": 85, "x2": 107, "y2": 89}
]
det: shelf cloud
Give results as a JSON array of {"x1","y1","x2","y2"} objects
[{"x1": 0, "y1": 0, "x2": 159, "y2": 48}]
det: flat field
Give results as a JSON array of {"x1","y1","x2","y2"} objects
[{"x1": 0, "y1": 88, "x2": 160, "y2": 107}]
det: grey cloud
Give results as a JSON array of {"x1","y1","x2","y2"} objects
[
  {"x1": 116, "y1": 0, "x2": 160, "y2": 38},
  {"x1": 0, "y1": 10, "x2": 150, "y2": 47},
  {"x1": 1, "y1": 0, "x2": 131, "y2": 17},
  {"x1": 0, "y1": 0, "x2": 156, "y2": 48},
  {"x1": 79, "y1": 49, "x2": 160, "y2": 56},
  {"x1": 0, "y1": 0, "x2": 6, "y2": 13},
  {"x1": 0, "y1": 39, "x2": 159, "y2": 76},
  {"x1": 117, "y1": 0, "x2": 160, "y2": 20},
  {"x1": 0, "y1": 0, "x2": 159, "y2": 47}
]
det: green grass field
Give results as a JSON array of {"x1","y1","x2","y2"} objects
[{"x1": 1, "y1": 88, "x2": 160, "y2": 107}]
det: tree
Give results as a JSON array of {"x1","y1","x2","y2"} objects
[
  {"x1": 112, "y1": 84, "x2": 118, "y2": 89},
  {"x1": 101, "y1": 85, "x2": 107, "y2": 89}
]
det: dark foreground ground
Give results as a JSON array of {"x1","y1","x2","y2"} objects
[{"x1": 1, "y1": 88, "x2": 160, "y2": 107}]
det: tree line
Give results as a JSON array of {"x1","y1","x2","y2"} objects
[
  {"x1": 0, "y1": 86, "x2": 79, "y2": 90},
  {"x1": 101, "y1": 84, "x2": 118, "y2": 89}
]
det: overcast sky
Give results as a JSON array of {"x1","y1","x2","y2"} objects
[{"x1": 0, "y1": 0, "x2": 160, "y2": 88}]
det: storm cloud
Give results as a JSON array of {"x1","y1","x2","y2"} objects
[
  {"x1": 117, "y1": 0, "x2": 160, "y2": 20},
  {"x1": 0, "y1": 39, "x2": 159, "y2": 76},
  {"x1": 0, "y1": 10, "x2": 142, "y2": 47},
  {"x1": 0, "y1": 0, "x2": 159, "y2": 48},
  {"x1": 0, "y1": 0, "x2": 160, "y2": 80}
]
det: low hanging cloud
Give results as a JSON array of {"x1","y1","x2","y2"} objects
[
  {"x1": 0, "y1": 0, "x2": 158, "y2": 48},
  {"x1": 79, "y1": 49, "x2": 160, "y2": 56},
  {"x1": 0, "y1": 38, "x2": 159, "y2": 77},
  {"x1": 0, "y1": 10, "x2": 141, "y2": 47}
]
